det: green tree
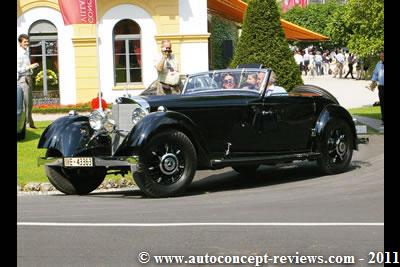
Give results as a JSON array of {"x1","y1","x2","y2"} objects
[
  {"x1": 325, "y1": 4, "x2": 351, "y2": 49},
  {"x1": 231, "y1": 0, "x2": 302, "y2": 90},
  {"x1": 283, "y1": 0, "x2": 348, "y2": 50},
  {"x1": 344, "y1": 0, "x2": 384, "y2": 57}
]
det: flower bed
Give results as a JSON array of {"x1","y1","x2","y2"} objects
[{"x1": 32, "y1": 102, "x2": 95, "y2": 114}]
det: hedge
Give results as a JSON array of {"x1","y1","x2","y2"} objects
[
  {"x1": 230, "y1": 0, "x2": 303, "y2": 91},
  {"x1": 32, "y1": 102, "x2": 105, "y2": 114}
]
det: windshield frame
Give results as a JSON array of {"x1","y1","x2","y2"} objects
[{"x1": 181, "y1": 68, "x2": 271, "y2": 96}]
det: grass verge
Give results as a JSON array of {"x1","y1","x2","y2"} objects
[{"x1": 348, "y1": 106, "x2": 382, "y2": 120}]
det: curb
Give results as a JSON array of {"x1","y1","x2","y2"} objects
[{"x1": 17, "y1": 178, "x2": 137, "y2": 195}]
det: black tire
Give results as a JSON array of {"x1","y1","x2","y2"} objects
[
  {"x1": 232, "y1": 164, "x2": 260, "y2": 175},
  {"x1": 133, "y1": 130, "x2": 197, "y2": 198},
  {"x1": 317, "y1": 118, "x2": 353, "y2": 174},
  {"x1": 17, "y1": 122, "x2": 26, "y2": 141},
  {"x1": 44, "y1": 150, "x2": 106, "y2": 195},
  {"x1": 292, "y1": 85, "x2": 339, "y2": 105}
]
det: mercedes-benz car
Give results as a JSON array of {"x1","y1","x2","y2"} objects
[{"x1": 38, "y1": 68, "x2": 368, "y2": 197}]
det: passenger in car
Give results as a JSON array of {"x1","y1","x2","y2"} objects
[
  {"x1": 222, "y1": 73, "x2": 237, "y2": 89},
  {"x1": 256, "y1": 72, "x2": 266, "y2": 90},
  {"x1": 265, "y1": 71, "x2": 288, "y2": 96},
  {"x1": 241, "y1": 73, "x2": 258, "y2": 90}
]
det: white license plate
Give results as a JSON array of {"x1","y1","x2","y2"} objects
[
  {"x1": 356, "y1": 125, "x2": 367, "y2": 134},
  {"x1": 64, "y1": 157, "x2": 93, "y2": 167}
]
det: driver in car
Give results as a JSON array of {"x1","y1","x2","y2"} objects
[{"x1": 222, "y1": 73, "x2": 237, "y2": 89}]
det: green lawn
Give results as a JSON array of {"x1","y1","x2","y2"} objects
[
  {"x1": 17, "y1": 121, "x2": 128, "y2": 187},
  {"x1": 17, "y1": 121, "x2": 50, "y2": 186},
  {"x1": 348, "y1": 106, "x2": 382, "y2": 120}
]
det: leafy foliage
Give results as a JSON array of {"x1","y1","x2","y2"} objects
[
  {"x1": 282, "y1": 0, "x2": 383, "y2": 58},
  {"x1": 283, "y1": 0, "x2": 348, "y2": 50},
  {"x1": 325, "y1": 4, "x2": 351, "y2": 49},
  {"x1": 230, "y1": 0, "x2": 303, "y2": 91},
  {"x1": 35, "y1": 69, "x2": 58, "y2": 86},
  {"x1": 344, "y1": 0, "x2": 384, "y2": 57},
  {"x1": 209, "y1": 15, "x2": 239, "y2": 69}
]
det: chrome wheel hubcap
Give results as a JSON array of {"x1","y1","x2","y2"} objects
[
  {"x1": 160, "y1": 153, "x2": 179, "y2": 175},
  {"x1": 335, "y1": 135, "x2": 347, "y2": 159}
]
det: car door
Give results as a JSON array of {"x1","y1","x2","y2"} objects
[
  {"x1": 176, "y1": 93, "x2": 250, "y2": 155},
  {"x1": 230, "y1": 95, "x2": 316, "y2": 153}
]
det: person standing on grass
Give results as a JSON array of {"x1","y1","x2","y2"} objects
[
  {"x1": 17, "y1": 34, "x2": 39, "y2": 129},
  {"x1": 371, "y1": 51, "x2": 384, "y2": 125}
]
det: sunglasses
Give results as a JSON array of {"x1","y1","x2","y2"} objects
[{"x1": 223, "y1": 79, "x2": 234, "y2": 84}]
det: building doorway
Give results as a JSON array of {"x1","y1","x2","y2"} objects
[{"x1": 29, "y1": 20, "x2": 59, "y2": 105}]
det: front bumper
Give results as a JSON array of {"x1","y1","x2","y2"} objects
[{"x1": 37, "y1": 156, "x2": 138, "y2": 171}]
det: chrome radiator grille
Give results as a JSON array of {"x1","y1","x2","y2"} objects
[{"x1": 111, "y1": 103, "x2": 140, "y2": 154}]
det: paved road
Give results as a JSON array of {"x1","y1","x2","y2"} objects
[
  {"x1": 302, "y1": 75, "x2": 379, "y2": 109},
  {"x1": 17, "y1": 136, "x2": 383, "y2": 266}
]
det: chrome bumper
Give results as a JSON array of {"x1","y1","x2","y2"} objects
[{"x1": 37, "y1": 156, "x2": 138, "y2": 170}]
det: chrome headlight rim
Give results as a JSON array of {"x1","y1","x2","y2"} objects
[
  {"x1": 88, "y1": 109, "x2": 115, "y2": 133},
  {"x1": 132, "y1": 106, "x2": 148, "y2": 126},
  {"x1": 89, "y1": 110, "x2": 106, "y2": 131}
]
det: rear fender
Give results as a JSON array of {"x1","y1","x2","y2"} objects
[
  {"x1": 314, "y1": 104, "x2": 358, "y2": 151},
  {"x1": 114, "y1": 111, "x2": 210, "y2": 168},
  {"x1": 38, "y1": 115, "x2": 111, "y2": 156}
]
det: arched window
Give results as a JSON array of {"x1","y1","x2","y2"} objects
[
  {"x1": 29, "y1": 20, "x2": 59, "y2": 103},
  {"x1": 113, "y1": 19, "x2": 142, "y2": 84}
]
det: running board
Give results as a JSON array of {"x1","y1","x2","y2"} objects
[{"x1": 210, "y1": 152, "x2": 321, "y2": 168}]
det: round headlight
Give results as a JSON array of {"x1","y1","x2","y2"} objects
[
  {"x1": 132, "y1": 107, "x2": 148, "y2": 125},
  {"x1": 89, "y1": 110, "x2": 106, "y2": 131}
]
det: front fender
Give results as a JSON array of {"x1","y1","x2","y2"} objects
[
  {"x1": 38, "y1": 115, "x2": 111, "y2": 157},
  {"x1": 314, "y1": 104, "x2": 358, "y2": 150},
  {"x1": 114, "y1": 111, "x2": 210, "y2": 168}
]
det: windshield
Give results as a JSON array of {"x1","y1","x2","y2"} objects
[{"x1": 182, "y1": 69, "x2": 270, "y2": 95}]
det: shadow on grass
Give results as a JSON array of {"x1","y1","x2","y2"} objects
[
  {"x1": 85, "y1": 161, "x2": 365, "y2": 199},
  {"x1": 17, "y1": 128, "x2": 42, "y2": 143}
]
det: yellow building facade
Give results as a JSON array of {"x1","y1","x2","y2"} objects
[
  {"x1": 17, "y1": 0, "x2": 325, "y2": 104},
  {"x1": 17, "y1": 0, "x2": 210, "y2": 104}
]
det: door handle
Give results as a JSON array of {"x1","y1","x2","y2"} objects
[{"x1": 262, "y1": 110, "x2": 273, "y2": 116}]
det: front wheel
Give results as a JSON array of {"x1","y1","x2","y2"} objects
[
  {"x1": 45, "y1": 166, "x2": 106, "y2": 195},
  {"x1": 44, "y1": 149, "x2": 106, "y2": 195},
  {"x1": 317, "y1": 118, "x2": 353, "y2": 174},
  {"x1": 133, "y1": 130, "x2": 197, "y2": 198}
]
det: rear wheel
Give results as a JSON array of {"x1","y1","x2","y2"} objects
[
  {"x1": 44, "y1": 150, "x2": 106, "y2": 195},
  {"x1": 133, "y1": 130, "x2": 197, "y2": 198},
  {"x1": 317, "y1": 118, "x2": 353, "y2": 174}
]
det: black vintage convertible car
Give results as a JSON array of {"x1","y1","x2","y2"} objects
[{"x1": 38, "y1": 68, "x2": 367, "y2": 197}]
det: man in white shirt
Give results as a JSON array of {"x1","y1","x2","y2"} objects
[
  {"x1": 333, "y1": 50, "x2": 345, "y2": 79},
  {"x1": 294, "y1": 51, "x2": 304, "y2": 73},
  {"x1": 154, "y1": 40, "x2": 180, "y2": 95},
  {"x1": 17, "y1": 34, "x2": 39, "y2": 128}
]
